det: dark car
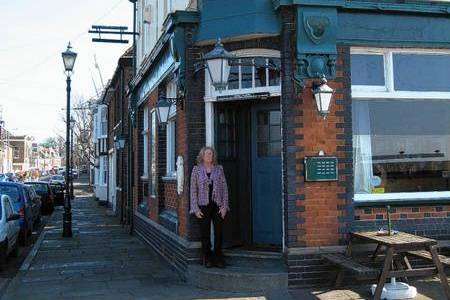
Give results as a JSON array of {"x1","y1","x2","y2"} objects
[
  {"x1": 24, "y1": 182, "x2": 54, "y2": 215},
  {"x1": 0, "y1": 182, "x2": 34, "y2": 245},
  {"x1": 23, "y1": 185, "x2": 41, "y2": 226},
  {"x1": 50, "y1": 183, "x2": 64, "y2": 206}
]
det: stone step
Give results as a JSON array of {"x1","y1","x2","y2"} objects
[
  {"x1": 186, "y1": 256, "x2": 287, "y2": 292},
  {"x1": 223, "y1": 249, "x2": 283, "y2": 260}
]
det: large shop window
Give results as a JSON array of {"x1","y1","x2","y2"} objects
[
  {"x1": 351, "y1": 49, "x2": 450, "y2": 202},
  {"x1": 142, "y1": 106, "x2": 149, "y2": 178},
  {"x1": 165, "y1": 80, "x2": 177, "y2": 177},
  {"x1": 150, "y1": 110, "x2": 157, "y2": 196}
]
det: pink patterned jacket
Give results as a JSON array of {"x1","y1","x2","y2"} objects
[{"x1": 190, "y1": 164, "x2": 229, "y2": 214}]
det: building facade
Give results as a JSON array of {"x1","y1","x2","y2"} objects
[
  {"x1": 10, "y1": 135, "x2": 33, "y2": 172},
  {"x1": 100, "y1": 0, "x2": 450, "y2": 290}
]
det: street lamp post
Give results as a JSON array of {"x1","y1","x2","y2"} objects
[
  {"x1": 61, "y1": 42, "x2": 77, "y2": 238},
  {"x1": 70, "y1": 117, "x2": 75, "y2": 201}
]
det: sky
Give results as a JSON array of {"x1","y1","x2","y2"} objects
[{"x1": 0, "y1": 0, "x2": 132, "y2": 142}]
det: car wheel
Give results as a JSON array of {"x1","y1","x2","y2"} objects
[
  {"x1": 10, "y1": 241, "x2": 19, "y2": 258},
  {"x1": 0, "y1": 240, "x2": 8, "y2": 267}
]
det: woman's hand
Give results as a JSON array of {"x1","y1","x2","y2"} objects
[
  {"x1": 219, "y1": 207, "x2": 227, "y2": 219},
  {"x1": 195, "y1": 211, "x2": 204, "y2": 219}
]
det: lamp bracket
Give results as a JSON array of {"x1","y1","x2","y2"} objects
[{"x1": 159, "y1": 96, "x2": 184, "y2": 111}]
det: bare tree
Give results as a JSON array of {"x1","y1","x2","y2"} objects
[{"x1": 57, "y1": 96, "x2": 95, "y2": 172}]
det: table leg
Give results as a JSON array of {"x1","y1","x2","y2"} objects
[
  {"x1": 402, "y1": 254, "x2": 412, "y2": 270},
  {"x1": 372, "y1": 244, "x2": 383, "y2": 261},
  {"x1": 394, "y1": 255, "x2": 409, "y2": 284},
  {"x1": 335, "y1": 236, "x2": 354, "y2": 287},
  {"x1": 429, "y1": 245, "x2": 450, "y2": 300},
  {"x1": 373, "y1": 247, "x2": 394, "y2": 300}
]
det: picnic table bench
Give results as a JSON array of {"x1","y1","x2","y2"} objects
[{"x1": 322, "y1": 231, "x2": 450, "y2": 300}]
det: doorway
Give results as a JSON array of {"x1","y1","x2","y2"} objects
[{"x1": 214, "y1": 99, "x2": 282, "y2": 249}]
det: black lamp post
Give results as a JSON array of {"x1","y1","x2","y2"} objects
[
  {"x1": 61, "y1": 42, "x2": 77, "y2": 238},
  {"x1": 70, "y1": 117, "x2": 75, "y2": 201}
]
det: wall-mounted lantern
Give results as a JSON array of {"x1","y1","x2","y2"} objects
[
  {"x1": 156, "y1": 96, "x2": 182, "y2": 126},
  {"x1": 203, "y1": 39, "x2": 235, "y2": 92},
  {"x1": 312, "y1": 76, "x2": 334, "y2": 119}
]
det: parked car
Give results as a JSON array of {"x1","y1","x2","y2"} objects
[
  {"x1": 49, "y1": 175, "x2": 65, "y2": 185},
  {"x1": 50, "y1": 183, "x2": 64, "y2": 206},
  {"x1": 1, "y1": 174, "x2": 18, "y2": 182},
  {"x1": 24, "y1": 182, "x2": 54, "y2": 215},
  {"x1": 23, "y1": 186, "x2": 41, "y2": 226},
  {"x1": 72, "y1": 170, "x2": 79, "y2": 179},
  {"x1": 0, "y1": 195, "x2": 20, "y2": 263},
  {"x1": 0, "y1": 182, "x2": 33, "y2": 245}
]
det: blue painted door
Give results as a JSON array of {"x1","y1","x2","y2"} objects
[{"x1": 251, "y1": 104, "x2": 282, "y2": 245}]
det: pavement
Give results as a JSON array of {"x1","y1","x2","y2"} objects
[
  {"x1": 2, "y1": 179, "x2": 449, "y2": 299},
  {"x1": 1, "y1": 181, "x2": 292, "y2": 300}
]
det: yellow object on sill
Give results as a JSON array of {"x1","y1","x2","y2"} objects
[{"x1": 372, "y1": 187, "x2": 385, "y2": 194}]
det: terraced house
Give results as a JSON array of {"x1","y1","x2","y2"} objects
[{"x1": 104, "y1": 0, "x2": 450, "y2": 291}]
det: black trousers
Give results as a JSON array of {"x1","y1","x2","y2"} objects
[{"x1": 199, "y1": 202, "x2": 223, "y2": 260}]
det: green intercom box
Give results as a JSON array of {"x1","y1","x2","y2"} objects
[{"x1": 304, "y1": 156, "x2": 338, "y2": 182}]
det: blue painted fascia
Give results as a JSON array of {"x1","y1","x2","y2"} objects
[
  {"x1": 273, "y1": 0, "x2": 450, "y2": 15},
  {"x1": 196, "y1": 0, "x2": 280, "y2": 43}
]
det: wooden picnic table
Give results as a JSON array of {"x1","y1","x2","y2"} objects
[{"x1": 349, "y1": 231, "x2": 450, "y2": 300}]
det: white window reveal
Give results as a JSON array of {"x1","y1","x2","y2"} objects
[
  {"x1": 205, "y1": 49, "x2": 281, "y2": 101},
  {"x1": 351, "y1": 48, "x2": 450, "y2": 202}
]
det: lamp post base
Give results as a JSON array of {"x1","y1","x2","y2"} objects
[{"x1": 62, "y1": 211, "x2": 72, "y2": 238}]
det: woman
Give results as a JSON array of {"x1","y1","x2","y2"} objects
[{"x1": 190, "y1": 146, "x2": 229, "y2": 268}]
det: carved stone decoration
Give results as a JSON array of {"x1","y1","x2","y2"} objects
[
  {"x1": 176, "y1": 155, "x2": 184, "y2": 195},
  {"x1": 304, "y1": 16, "x2": 331, "y2": 45}
]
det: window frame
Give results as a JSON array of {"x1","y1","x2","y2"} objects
[
  {"x1": 351, "y1": 47, "x2": 450, "y2": 100},
  {"x1": 351, "y1": 47, "x2": 450, "y2": 203}
]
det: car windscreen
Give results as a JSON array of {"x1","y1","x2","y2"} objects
[
  {"x1": 0, "y1": 186, "x2": 21, "y2": 203},
  {"x1": 27, "y1": 183, "x2": 48, "y2": 194},
  {"x1": 52, "y1": 176, "x2": 64, "y2": 181}
]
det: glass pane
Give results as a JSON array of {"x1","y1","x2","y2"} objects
[
  {"x1": 352, "y1": 99, "x2": 450, "y2": 194},
  {"x1": 257, "y1": 142, "x2": 268, "y2": 157},
  {"x1": 255, "y1": 58, "x2": 267, "y2": 87},
  {"x1": 268, "y1": 58, "x2": 281, "y2": 86},
  {"x1": 351, "y1": 54, "x2": 385, "y2": 86},
  {"x1": 241, "y1": 58, "x2": 253, "y2": 89},
  {"x1": 269, "y1": 111, "x2": 281, "y2": 125},
  {"x1": 269, "y1": 142, "x2": 281, "y2": 156},
  {"x1": 270, "y1": 125, "x2": 281, "y2": 142},
  {"x1": 228, "y1": 64, "x2": 239, "y2": 90},
  {"x1": 257, "y1": 126, "x2": 269, "y2": 141},
  {"x1": 394, "y1": 54, "x2": 450, "y2": 92},
  {"x1": 257, "y1": 111, "x2": 268, "y2": 126}
]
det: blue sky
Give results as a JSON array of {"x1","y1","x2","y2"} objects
[{"x1": 0, "y1": 0, "x2": 132, "y2": 141}]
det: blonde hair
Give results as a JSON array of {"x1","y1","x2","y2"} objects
[{"x1": 197, "y1": 146, "x2": 218, "y2": 165}]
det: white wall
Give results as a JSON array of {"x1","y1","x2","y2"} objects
[{"x1": 136, "y1": 0, "x2": 191, "y2": 68}]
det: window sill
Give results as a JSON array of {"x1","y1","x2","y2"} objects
[
  {"x1": 354, "y1": 191, "x2": 450, "y2": 207},
  {"x1": 162, "y1": 176, "x2": 176, "y2": 182}
]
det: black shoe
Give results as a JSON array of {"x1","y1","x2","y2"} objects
[
  {"x1": 214, "y1": 257, "x2": 225, "y2": 269},
  {"x1": 202, "y1": 256, "x2": 213, "y2": 268}
]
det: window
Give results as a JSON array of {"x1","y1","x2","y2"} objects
[
  {"x1": 227, "y1": 57, "x2": 281, "y2": 91},
  {"x1": 166, "y1": 80, "x2": 177, "y2": 177},
  {"x1": 150, "y1": 110, "x2": 157, "y2": 196},
  {"x1": 256, "y1": 110, "x2": 281, "y2": 157},
  {"x1": 351, "y1": 48, "x2": 450, "y2": 202},
  {"x1": 102, "y1": 157, "x2": 108, "y2": 185},
  {"x1": 166, "y1": 119, "x2": 176, "y2": 177},
  {"x1": 100, "y1": 106, "x2": 107, "y2": 137},
  {"x1": 142, "y1": 106, "x2": 149, "y2": 177}
]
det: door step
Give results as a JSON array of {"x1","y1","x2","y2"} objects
[
  {"x1": 223, "y1": 248, "x2": 282, "y2": 260},
  {"x1": 187, "y1": 255, "x2": 287, "y2": 292}
]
